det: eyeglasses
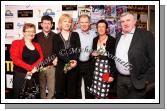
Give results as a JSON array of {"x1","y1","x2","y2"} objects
[{"x1": 25, "y1": 31, "x2": 35, "y2": 33}]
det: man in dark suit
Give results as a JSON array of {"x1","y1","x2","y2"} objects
[{"x1": 115, "y1": 12, "x2": 155, "y2": 99}]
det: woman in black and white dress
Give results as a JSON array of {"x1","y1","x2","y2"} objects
[{"x1": 88, "y1": 19, "x2": 116, "y2": 99}]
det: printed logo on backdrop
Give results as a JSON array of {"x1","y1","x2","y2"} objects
[
  {"x1": 37, "y1": 9, "x2": 42, "y2": 18},
  {"x1": 5, "y1": 10, "x2": 14, "y2": 17},
  {"x1": 62, "y1": 5, "x2": 77, "y2": 11},
  {"x1": 43, "y1": 9, "x2": 55, "y2": 17},
  {"x1": 17, "y1": 22, "x2": 25, "y2": 29},
  {"x1": 26, "y1": 5, "x2": 31, "y2": 8},
  {"x1": 16, "y1": 22, "x2": 24, "y2": 38},
  {"x1": 5, "y1": 22, "x2": 14, "y2": 29},
  {"x1": 5, "y1": 32, "x2": 21, "y2": 45},
  {"x1": 5, "y1": 33, "x2": 15, "y2": 39},
  {"x1": 38, "y1": 22, "x2": 55, "y2": 30},
  {"x1": 18, "y1": 10, "x2": 33, "y2": 17},
  {"x1": 79, "y1": 8, "x2": 91, "y2": 16}
]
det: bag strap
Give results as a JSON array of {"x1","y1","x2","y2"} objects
[
  {"x1": 21, "y1": 79, "x2": 28, "y2": 91},
  {"x1": 31, "y1": 77, "x2": 39, "y2": 91}
]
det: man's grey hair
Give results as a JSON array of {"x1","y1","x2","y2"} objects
[{"x1": 120, "y1": 12, "x2": 137, "y2": 20}]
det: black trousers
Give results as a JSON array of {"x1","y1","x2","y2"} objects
[
  {"x1": 117, "y1": 74, "x2": 146, "y2": 99},
  {"x1": 13, "y1": 71, "x2": 39, "y2": 99},
  {"x1": 13, "y1": 71, "x2": 26, "y2": 99},
  {"x1": 76, "y1": 61, "x2": 94, "y2": 99},
  {"x1": 55, "y1": 64, "x2": 78, "y2": 99}
]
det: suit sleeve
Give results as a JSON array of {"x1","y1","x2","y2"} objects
[
  {"x1": 109, "y1": 37, "x2": 117, "y2": 78},
  {"x1": 10, "y1": 40, "x2": 34, "y2": 71},
  {"x1": 89, "y1": 37, "x2": 98, "y2": 60},
  {"x1": 71, "y1": 32, "x2": 81, "y2": 61},
  {"x1": 145, "y1": 31, "x2": 155, "y2": 82}
]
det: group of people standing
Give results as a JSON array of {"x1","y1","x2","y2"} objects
[{"x1": 10, "y1": 12, "x2": 155, "y2": 99}]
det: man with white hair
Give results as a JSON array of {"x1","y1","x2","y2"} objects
[{"x1": 115, "y1": 12, "x2": 155, "y2": 98}]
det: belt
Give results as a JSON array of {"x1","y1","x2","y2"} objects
[
  {"x1": 118, "y1": 74, "x2": 130, "y2": 77},
  {"x1": 39, "y1": 65, "x2": 53, "y2": 72},
  {"x1": 79, "y1": 60, "x2": 90, "y2": 63}
]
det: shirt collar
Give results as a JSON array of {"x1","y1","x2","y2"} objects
[
  {"x1": 80, "y1": 29, "x2": 90, "y2": 35},
  {"x1": 122, "y1": 27, "x2": 136, "y2": 35},
  {"x1": 43, "y1": 31, "x2": 51, "y2": 38}
]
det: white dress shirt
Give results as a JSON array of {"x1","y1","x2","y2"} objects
[{"x1": 115, "y1": 28, "x2": 135, "y2": 75}]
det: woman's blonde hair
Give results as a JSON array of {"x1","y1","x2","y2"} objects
[{"x1": 58, "y1": 13, "x2": 73, "y2": 31}]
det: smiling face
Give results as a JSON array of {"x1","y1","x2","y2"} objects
[
  {"x1": 61, "y1": 17, "x2": 72, "y2": 31},
  {"x1": 120, "y1": 14, "x2": 136, "y2": 34},
  {"x1": 97, "y1": 22, "x2": 107, "y2": 36},
  {"x1": 58, "y1": 14, "x2": 73, "y2": 31},
  {"x1": 79, "y1": 16, "x2": 90, "y2": 32},
  {"x1": 23, "y1": 27, "x2": 36, "y2": 41},
  {"x1": 41, "y1": 20, "x2": 52, "y2": 33}
]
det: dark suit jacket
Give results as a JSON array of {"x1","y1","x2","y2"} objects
[{"x1": 115, "y1": 28, "x2": 155, "y2": 89}]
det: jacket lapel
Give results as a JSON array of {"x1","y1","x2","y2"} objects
[
  {"x1": 115, "y1": 32, "x2": 122, "y2": 52},
  {"x1": 128, "y1": 28, "x2": 140, "y2": 55}
]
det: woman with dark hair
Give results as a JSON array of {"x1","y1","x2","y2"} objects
[
  {"x1": 87, "y1": 19, "x2": 116, "y2": 99},
  {"x1": 10, "y1": 23, "x2": 44, "y2": 99}
]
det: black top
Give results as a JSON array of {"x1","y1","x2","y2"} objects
[
  {"x1": 53, "y1": 32, "x2": 81, "y2": 63},
  {"x1": 22, "y1": 46, "x2": 40, "y2": 64},
  {"x1": 14, "y1": 46, "x2": 40, "y2": 73},
  {"x1": 91, "y1": 35, "x2": 116, "y2": 77}
]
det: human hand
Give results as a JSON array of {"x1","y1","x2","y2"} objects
[
  {"x1": 108, "y1": 77, "x2": 114, "y2": 83},
  {"x1": 102, "y1": 73, "x2": 114, "y2": 83},
  {"x1": 70, "y1": 60, "x2": 77, "y2": 68},
  {"x1": 91, "y1": 51, "x2": 99, "y2": 57},
  {"x1": 27, "y1": 71, "x2": 33, "y2": 75},
  {"x1": 52, "y1": 57, "x2": 58, "y2": 66},
  {"x1": 31, "y1": 67, "x2": 37, "y2": 74}
]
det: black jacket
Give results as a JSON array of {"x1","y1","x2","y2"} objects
[
  {"x1": 90, "y1": 35, "x2": 116, "y2": 77},
  {"x1": 53, "y1": 32, "x2": 81, "y2": 65},
  {"x1": 115, "y1": 28, "x2": 155, "y2": 89}
]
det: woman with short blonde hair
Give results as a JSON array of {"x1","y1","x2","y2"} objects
[
  {"x1": 53, "y1": 13, "x2": 81, "y2": 99},
  {"x1": 58, "y1": 14, "x2": 73, "y2": 31}
]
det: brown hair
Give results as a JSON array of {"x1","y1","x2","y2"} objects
[
  {"x1": 96, "y1": 19, "x2": 108, "y2": 29},
  {"x1": 96, "y1": 19, "x2": 109, "y2": 34},
  {"x1": 23, "y1": 23, "x2": 36, "y2": 33},
  {"x1": 41, "y1": 15, "x2": 53, "y2": 23}
]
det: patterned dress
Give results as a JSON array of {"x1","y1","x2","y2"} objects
[{"x1": 87, "y1": 45, "x2": 111, "y2": 98}]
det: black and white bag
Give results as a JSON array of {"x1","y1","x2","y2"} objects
[{"x1": 19, "y1": 76, "x2": 40, "y2": 99}]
